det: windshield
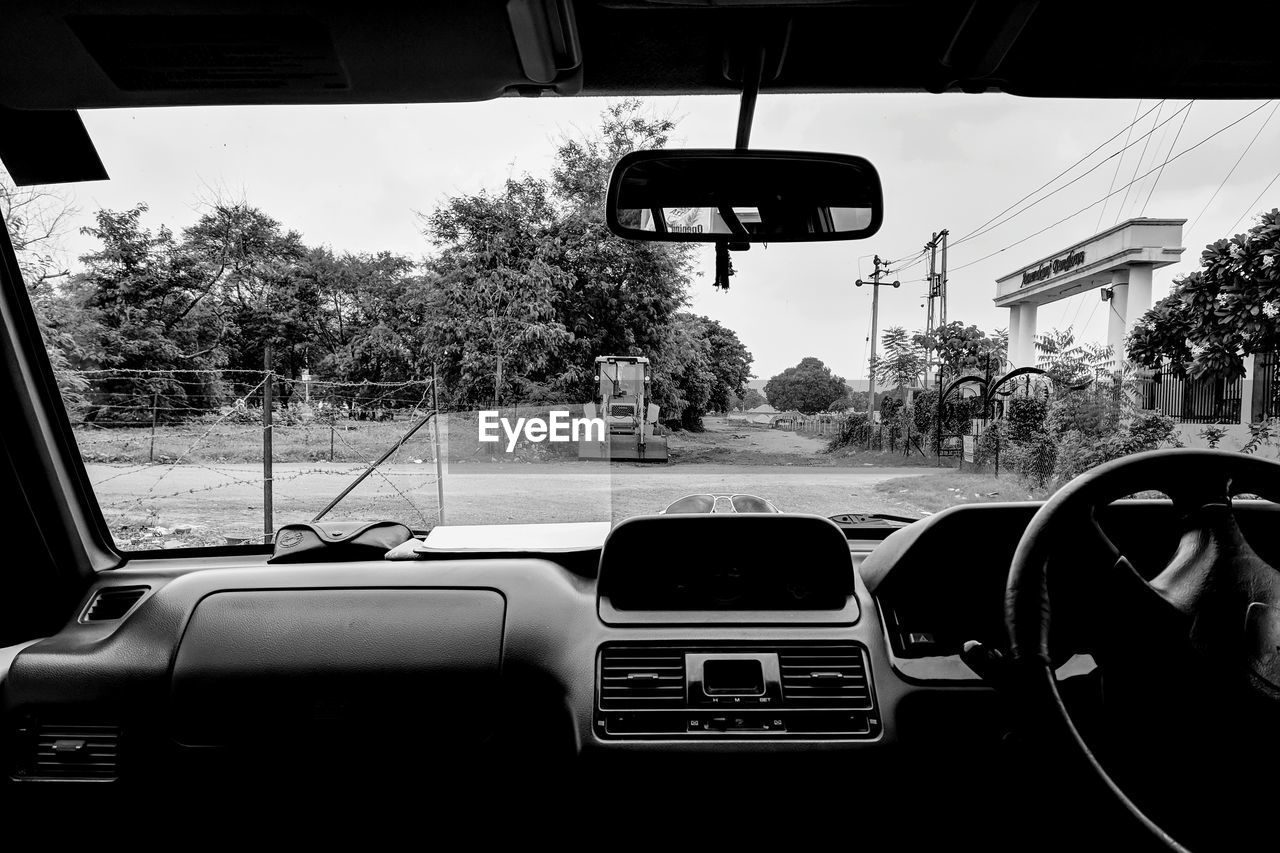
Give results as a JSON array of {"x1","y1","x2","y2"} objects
[{"x1": 7, "y1": 95, "x2": 1279, "y2": 549}]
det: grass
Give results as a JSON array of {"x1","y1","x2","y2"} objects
[
  {"x1": 875, "y1": 471, "x2": 1052, "y2": 514},
  {"x1": 74, "y1": 420, "x2": 429, "y2": 465},
  {"x1": 72, "y1": 403, "x2": 592, "y2": 466},
  {"x1": 822, "y1": 447, "x2": 957, "y2": 468}
]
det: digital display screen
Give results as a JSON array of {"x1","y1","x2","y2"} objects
[{"x1": 702, "y1": 658, "x2": 765, "y2": 695}]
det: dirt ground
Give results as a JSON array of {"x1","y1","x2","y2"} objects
[
  {"x1": 81, "y1": 415, "x2": 951, "y2": 549},
  {"x1": 669, "y1": 418, "x2": 830, "y2": 462},
  {"x1": 88, "y1": 460, "x2": 946, "y2": 548}
]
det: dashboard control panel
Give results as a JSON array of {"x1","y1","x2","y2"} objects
[{"x1": 595, "y1": 642, "x2": 879, "y2": 739}]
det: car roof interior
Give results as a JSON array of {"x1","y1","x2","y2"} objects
[{"x1": 3, "y1": 1, "x2": 1280, "y2": 183}]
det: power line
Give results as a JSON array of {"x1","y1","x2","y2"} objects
[
  {"x1": 1115, "y1": 100, "x2": 1165, "y2": 224},
  {"x1": 1188, "y1": 100, "x2": 1279, "y2": 234},
  {"x1": 949, "y1": 101, "x2": 1165, "y2": 248},
  {"x1": 1226, "y1": 163, "x2": 1280, "y2": 235},
  {"x1": 884, "y1": 100, "x2": 1165, "y2": 268},
  {"x1": 1140, "y1": 101, "x2": 1194, "y2": 216},
  {"x1": 948, "y1": 100, "x2": 1191, "y2": 251},
  {"x1": 1080, "y1": 297, "x2": 1102, "y2": 340},
  {"x1": 1096, "y1": 99, "x2": 1143, "y2": 231},
  {"x1": 945, "y1": 101, "x2": 1272, "y2": 275},
  {"x1": 1130, "y1": 101, "x2": 1176, "y2": 218}
]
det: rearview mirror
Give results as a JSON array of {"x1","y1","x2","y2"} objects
[{"x1": 606, "y1": 149, "x2": 882, "y2": 243}]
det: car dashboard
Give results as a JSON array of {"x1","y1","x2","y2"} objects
[{"x1": 5, "y1": 501, "x2": 1279, "y2": 805}]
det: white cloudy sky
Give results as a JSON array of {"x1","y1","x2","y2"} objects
[{"x1": 45, "y1": 93, "x2": 1280, "y2": 382}]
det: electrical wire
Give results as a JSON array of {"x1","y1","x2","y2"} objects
[
  {"x1": 1096, "y1": 99, "x2": 1143, "y2": 232},
  {"x1": 1130, "y1": 101, "x2": 1175, "y2": 218},
  {"x1": 948, "y1": 101, "x2": 1191, "y2": 250},
  {"x1": 1188, "y1": 100, "x2": 1279, "y2": 235},
  {"x1": 1115, "y1": 100, "x2": 1164, "y2": 224},
  {"x1": 880, "y1": 102, "x2": 1172, "y2": 268},
  {"x1": 1141, "y1": 100, "x2": 1195, "y2": 216},
  {"x1": 1080, "y1": 297, "x2": 1103, "y2": 342},
  {"x1": 1226, "y1": 162, "x2": 1280, "y2": 235},
  {"x1": 944, "y1": 101, "x2": 1272, "y2": 275}
]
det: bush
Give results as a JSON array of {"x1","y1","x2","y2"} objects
[
  {"x1": 1110, "y1": 410, "x2": 1180, "y2": 456},
  {"x1": 912, "y1": 388, "x2": 938, "y2": 437},
  {"x1": 826, "y1": 412, "x2": 873, "y2": 451},
  {"x1": 1052, "y1": 412, "x2": 1181, "y2": 483},
  {"x1": 974, "y1": 420, "x2": 1004, "y2": 467},
  {"x1": 1052, "y1": 428, "x2": 1105, "y2": 483},
  {"x1": 1007, "y1": 430, "x2": 1057, "y2": 487},
  {"x1": 1006, "y1": 396, "x2": 1048, "y2": 442},
  {"x1": 1198, "y1": 424, "x2": 1229, "y2": 449}
]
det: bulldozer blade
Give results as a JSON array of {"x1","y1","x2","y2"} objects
[{"x1": 577, "y1": 435, "x2": 669, "y2": 463}]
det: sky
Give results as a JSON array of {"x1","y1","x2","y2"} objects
[{"x1": 34, "y1": 93, "x2": 1280, "y2": 384}]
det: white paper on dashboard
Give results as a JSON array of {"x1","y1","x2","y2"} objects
[{"x1": 415, "y1": 521, "x2": 612, "y2": 553}]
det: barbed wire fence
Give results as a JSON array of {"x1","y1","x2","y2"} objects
[{"x1": 66, "y1": 367, "x2": 445, "y2": 546}]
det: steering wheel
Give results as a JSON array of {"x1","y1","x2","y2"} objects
[{"x1": 1005, "y1": 448, "x2": 1280, "y2": 851}]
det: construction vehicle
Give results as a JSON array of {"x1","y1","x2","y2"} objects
[{"x1": 578, "y1": 355, "x2": 669, "y2": 463}]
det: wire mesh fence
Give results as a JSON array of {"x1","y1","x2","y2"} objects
[{"x1": 64, "y1": 368, "x2": 444, "y2": 549}]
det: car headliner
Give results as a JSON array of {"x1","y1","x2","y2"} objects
[
  {"x1": 1, "y1": 1, "x2": 1279, "y2": 184},
  {"x1": 3, "y1": 1, "x2": 1280, "y2": 109}
]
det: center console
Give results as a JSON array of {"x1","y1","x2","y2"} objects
[
  {"x1": 596, "y1": 641, "x2": 880, "y2": 738},
  {"x1": 593, "y1": 514, "x2": 880, "y2": 740}
]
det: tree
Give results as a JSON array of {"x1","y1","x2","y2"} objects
[
  {"x1": 71, "y1": 204, "x2": 229, "y2": 420},
  {"x1": 740, "y1": 387, "x2": 766, "y2": 409},
  {"x1": 650, "y1": 313, "x2": 716, "y2": 430},
  {"x1": 422, "y1": 177, "x2": 572, "y2": 409},
  {"x1": 694, "y1": 316, "x2": 753, "y2": 413},
  {"x1": 2, "y1": 176, "x2": 90, "y2": 408},
  {"x1": 764, "y1": 357, "x2": 847, "y2": 413},
  {"x1": 875, "y1": 326, "x2": 924, "y2": 395},
  {"x1": 181, "y1": 201, "x2": 311, "y2": 388},
  {"x1": 1035, "y1": 327, "x2": 1112, "y2": 386},
  {"x1": 2, "y1": 177, "x2": 76, "y2": 288},
  {"x1": 1129, "y1": 209, "x2": 1280, "y2": 380},
  {"x1": 418, "y1": 99, "x2": 749, "y2": 430},
  {"x1": 915, "y1": 321, "x2": 1007, "y2": 379},
  {"x1": 546, "y1": 100, "x2": 694, "y2": 407},
  {"x1": 302, "y1": 248, "x2": 429, "y2": 404}
]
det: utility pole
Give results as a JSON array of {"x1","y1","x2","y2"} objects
[
  {"x1": 856, "y1": 255, "x2": 900, "y2": 417},
  {"x1": 938, "y1": 229, "x2": 949, "y2": 328},
  {"x1": 923, "y1": 228, "x2": 949, "y2": 388},
  {"x1": 924, "y1": 239, "x2": 938, "y2": 388}
]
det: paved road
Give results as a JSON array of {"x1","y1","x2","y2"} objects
[{"x1": 88, "y1": 460, "x2": 944, "y2": 542}]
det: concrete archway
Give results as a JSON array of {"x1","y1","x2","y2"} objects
[{"x1": 993, "y1": 218, "x2": 1185, "y2": 366}]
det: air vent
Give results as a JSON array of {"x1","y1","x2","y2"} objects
[
  {"x1": 20, "y1": 724, "x2": 121, "y2": 781},
  {"x1": 599, "y1": 646, "x2": 686, "y2": 709},
  {"x1": 778, "y1": 645, "x2": 873, "y2": 709},
  {"x1": 81, "y1": 587, "x2": 149, "y2": 623}
]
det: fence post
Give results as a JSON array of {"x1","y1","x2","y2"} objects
[
  {"x1": 262, "y1": 349, "x2": 274, "y2": 544},
  {"x1": 330, "y1": 424, "x2": 335, "y2": 462},
  {"x1": 432, "y1": 363, "x2": 445, "y2": 526},
  {"x1": 149, "y1": 392, "x2": 159, "y2": 463}
]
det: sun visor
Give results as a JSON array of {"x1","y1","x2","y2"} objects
[
  {"x1": 0, "y1": 108, "x2": 107, "y2": 186},
  {"x1": 0, "y1": 2, "x2": 582, "y2": 110}
]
